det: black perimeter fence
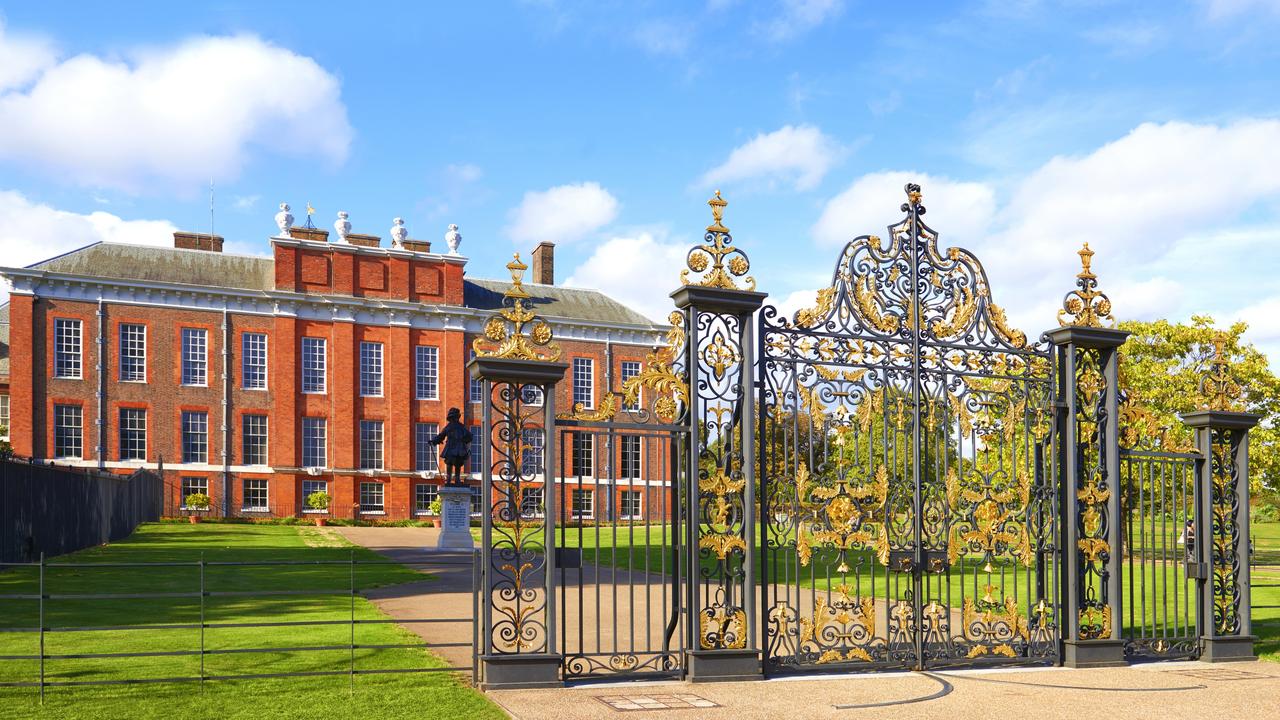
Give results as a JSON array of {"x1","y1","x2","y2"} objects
[
  {"x1": 0, "y1": 552, "x2": 479, "y2": 703},
  {"x1": 0, "y1": 457, "x2": 162, "y2": 564}
]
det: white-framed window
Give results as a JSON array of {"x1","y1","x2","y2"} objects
[
  {"x1": 621, "y1": 361, "x2": 642, "y2": 411},
  {"x1": 301, "y1": 337, "x2": 327, "y2": 394},
  {"x1": 620, "y1": 490, "x2": 643, "y2": 520},
  {"x1": 0, "y1": 394, "x2": 9, "y2": 439},
  {"x1": 359, "y1": 482, "x2": 384, "y2": 513},
  {"x1": 415, "y1": 346, "x2": 439, "y2": 400},
  {"x1": 571, "y1": 432, "x2": 593, "y2": 477},
  {"x1": 181, "y1": 411, "x2": 208, "y2": 464},
  {"x1": 242, "y1": 332, "x2": 268, "y2": 390},
  {"x1": 521, "y1": 384, "x2": 544, "y2": 406},
  {"x1": 469, "y1": 430, "x2": 483, "y2": 474},
  {"x1": 302, "y1": 479, "x2": 328, "y2": 506},
  {"x1": 301, "y1": 417, "x2": 327, "y2": 468},
  {"x1": 572, "y1": 358, "x2": 594, "y2": 409},
  {"x1": 521, "y1": 487, "x2": 544, "y2": 518},
  {"x1": 181, "y1": 477, "x2": 208, "y2": 508},
  {"x1": 572, "y1": 489, "x2": 593, "y2": 519},
  {"x1": 119, "y1": 323, "x2": 147, "y2": 382},
  {"x1": 360, "y1": 420, "x2": 384, "y2": 470},
  {"x1": 469, "y1": 350, "x2": 484, "y2": 403},
  {"x1": 242, "y1": 479, "x2": 268, "y2": 512},
  {"x1": 415, "y1": 422, "x2": 439, "y2": 472},
  {"x1": 414, "y1": 483, "x2": 439, "y2": 514},
  {"x1": 520, "y1": 428, "x2": 544, "y2": 476},
  {"x1": 54, "y1": 318, "x2": 82, "y2": 379},
  {"x1": 181, "y1": 328, "x2": 207, "y2": 386},
  {"x1": 53, "y1": 404, "x2": 82, "y2": 459},
  {"x1": 470, "y1": 485, "x2": 484, "y2": 515},
  {"x1": 359, "y1": 341, "x2": 383, "y2": 397},
  {"x1": 621, "y1": 435, "x2": 641, "y2": 479},
  {"x1": 119, "y1": 408, "x2": 147, "y2": 461},
  {"x1": 242, "y1": 414, "x2": 268, "y2": 466}
]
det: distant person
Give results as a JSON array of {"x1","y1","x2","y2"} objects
[
  {"x1": 1183, "y1": 519, "x2": 1196, "y2": 562},
  {"x1": 431, "y1": 408, "x2": 473, "y2": 486}
]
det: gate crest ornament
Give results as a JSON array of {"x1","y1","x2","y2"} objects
[
  {"x1": 1058, "y1": 242, "x2": 1114, "y2": 328},
  {"x1": 681, "y1": 190, "x2": 756, "y2": 291},
  {"x1": 473, "y1": 253, "x2": 562, "y2": 362}
]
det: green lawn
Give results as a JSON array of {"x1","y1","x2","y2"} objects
[
  {"x1": 1253, "y1": 521, "x2": 1280, "y2": 663},
  {"x1": 0, "y1": 523, "x2": 503, "y2": 720}
]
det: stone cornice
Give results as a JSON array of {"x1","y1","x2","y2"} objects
[
  {"x1": 270, "y1": 235, "x2": 470, "y2": 265},
  {"x1": 1, "y1": 266, "x2": 667, "y2": 346}
]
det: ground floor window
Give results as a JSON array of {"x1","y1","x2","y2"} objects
[
  {"x1": 181, "y1": 477, "x2": 208, "y2": 508},
  {"x1": 620, "y1": 490, "x2": 643, "y2": 519},
  {"x1": 469, "y1": 431, "x2": 482, "y2": 475},
  {"x1": 302, "y1": 479, "x2": 328, "y2": 510},
  {"x1": 414, "y1": 483, "x2": 439, "y2": 514},
  {"x1": 359, "y1": 482, "x2": 384, "y2": 513},
  {"x1": 242, "y1": 479, "x2": 268, "y2": 512},
  {"x1": 572, "y1": 489, "x2": 593, "y2": 519},
  {"x1": 521, "y1": 486, "x2": 544, "y2": 517},
  {"x1": 470, "y1": 485, "x2": 483, "y2": 515}
]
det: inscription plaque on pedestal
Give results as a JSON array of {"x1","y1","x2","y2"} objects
[{"x1": 437, "y1": 486, "x2": 475, "y2": 549}]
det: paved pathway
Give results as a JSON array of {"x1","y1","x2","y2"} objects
[{"x1": 337, "y1": 527, "x2": 1280, "y2": 720}]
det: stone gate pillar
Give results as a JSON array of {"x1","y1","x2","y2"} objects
[
  {"x1": 470, "y1": 254, "x2": 568, "y2": 689},
  {"x1": 1049, "y1": 243, "x2": 1128, "y2": 668},
  {"x1": 673, "y1": 192, "x2": 767, "y2": 682},
  {"x1": 1182, "y1": 333, "x2": 1261, "y2": 662}
]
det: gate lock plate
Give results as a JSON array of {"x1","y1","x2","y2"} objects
[
  {"x1": 555, "y1": 547, "x2": 582, "y2": 569},
  {"x1": 886, "y1": 550, "x2": 951, "y2": 574},
  {"x1": 1186, "y1": 561, "x2": 1208, "y2": 580}
]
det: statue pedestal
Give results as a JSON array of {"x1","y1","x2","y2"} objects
[{"x1": 437, "y1": 486, "x2": 475, "y2": 550}]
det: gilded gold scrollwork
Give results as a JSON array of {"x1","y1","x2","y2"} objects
[{"x1": 473, "y1": 253, "x2": 563, "y2": 362}]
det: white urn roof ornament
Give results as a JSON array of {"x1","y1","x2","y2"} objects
[
  {"x1": 445, "y1": 223, "x2": 462, "y2": 255},
  {"x1": 334, "y1": 211, "x2": 351, "y2": 243},
  {"x1": 390, "y1": 217, "x2": 408, "y2": 248},
  {"x1": 275, "y1": 203, "x2": 293, "y2": 237}
]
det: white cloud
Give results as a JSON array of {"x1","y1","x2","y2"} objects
[
  {"x1": 699, "y1": 125, "x2": 843, "y2": 193},
  {"x1": 633, "y1": 19, "x2": 692, "y2": 56},
  {"x1": 445, "y1": 163, "x2": 483, "y2": 185},
  {"x1": 1201, "y1": 0, "x2": 1280, "y2": 20},
  {"x1": 0, "y1": 19, "x2": 56, "y2": 92},
  {"x1": 0, "y1": 190, "x2": 176, "y2": 300},
  {"x1": 564, "y1": 232, "x2": 687, "y2": 323},
  {"x1": 232, "y1": 194, "x2": 260, "y2": 211},
  {"x1": 0, "y1": 33, "x2": 352, "y2": 193},
  {"x1": 813, "y1": 171, "x2": 996, "y2": 247},
  {"x1": 506, "y1": 182, "x2": 619, "y2": 244},
  {"x1": 756, "y1": 0, "x2": 844, "y2": 42}
]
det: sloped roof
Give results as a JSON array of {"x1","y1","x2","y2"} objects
[{"x1": 15, "y1": 242, "x2": 662, "y2": 329}]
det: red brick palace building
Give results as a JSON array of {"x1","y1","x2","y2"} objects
[{"x1": 0, "y1": 220, "x2": 669, "y2": 522}]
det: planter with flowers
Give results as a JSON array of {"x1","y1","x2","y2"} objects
[{"x1": 305, "y1": 491, "x2": 332, "y2": 526}]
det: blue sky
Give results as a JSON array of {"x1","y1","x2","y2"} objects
[{"x1": 3, "y1": 1, "x2": 1280, "y2": 358}]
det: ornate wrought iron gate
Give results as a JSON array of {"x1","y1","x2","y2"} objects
[
  {"x1": 758, "y1": 186, "x2": 1060, "y2": 672},
  {"x1": 554, "y1": 319, "x2": 690, "y2": 680}
]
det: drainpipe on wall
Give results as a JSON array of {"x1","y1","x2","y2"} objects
[
  {"x1": 96, "y1": 297, "x2": 106, "y2": 471},
  {"x1": 222, "y1": 305, "x2": 232, "y2": 518}
]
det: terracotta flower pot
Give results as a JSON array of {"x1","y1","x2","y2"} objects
[
  {"x1": 189, "y1": 515, "x2": 200, "y2": 524},
  {"x1": 432, "y1": 518, "x2": 442, "y2": 528},
  {"x1": 315, "y1": 517, "x2": 327, "y2": 527}
]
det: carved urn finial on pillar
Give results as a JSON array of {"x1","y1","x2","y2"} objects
[
  {"x1": 275, "y1": 203, "x2": 293, "y2": 237},
  {"x1": 390, "y1": 217, "x2": 408, "y2": 248},
  {"x1": 334, "y1": 211, "x2": 351, "y2": 243},
  {"x1": 445, "y1": 223, "x2": 462, "y2": 255}
]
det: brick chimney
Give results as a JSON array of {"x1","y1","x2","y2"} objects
[
  {"x1": 532, "y1": 242, "x2": 555, "y2": 285},
  {"x1": 173, "y1": 232, "x2": 224, "y2": 252}
]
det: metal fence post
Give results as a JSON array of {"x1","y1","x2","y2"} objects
[
  {"x1": 671, "y1": 192, "x2": 767, "y2": 682},
  {"x1": 38, "y1": 552, "x2": 45, "y2": 705},
  {"x1": 199, "y1": 552, "x2": 206, "y2": 689},
  {"x1": 349, "y1": 550, "x2": 355, "y2": 694},
  {"x1": 1182, "y1": 409, "x2": 1260, "y2": 662}
]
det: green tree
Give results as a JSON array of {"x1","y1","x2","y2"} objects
[{"x1": 1117, "y1": 315, "x2": 1280, "y2": 496}]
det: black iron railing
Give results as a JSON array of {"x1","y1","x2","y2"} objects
[{"x1": 0, "y1": 550, "x2": 479, "y2": 702}]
